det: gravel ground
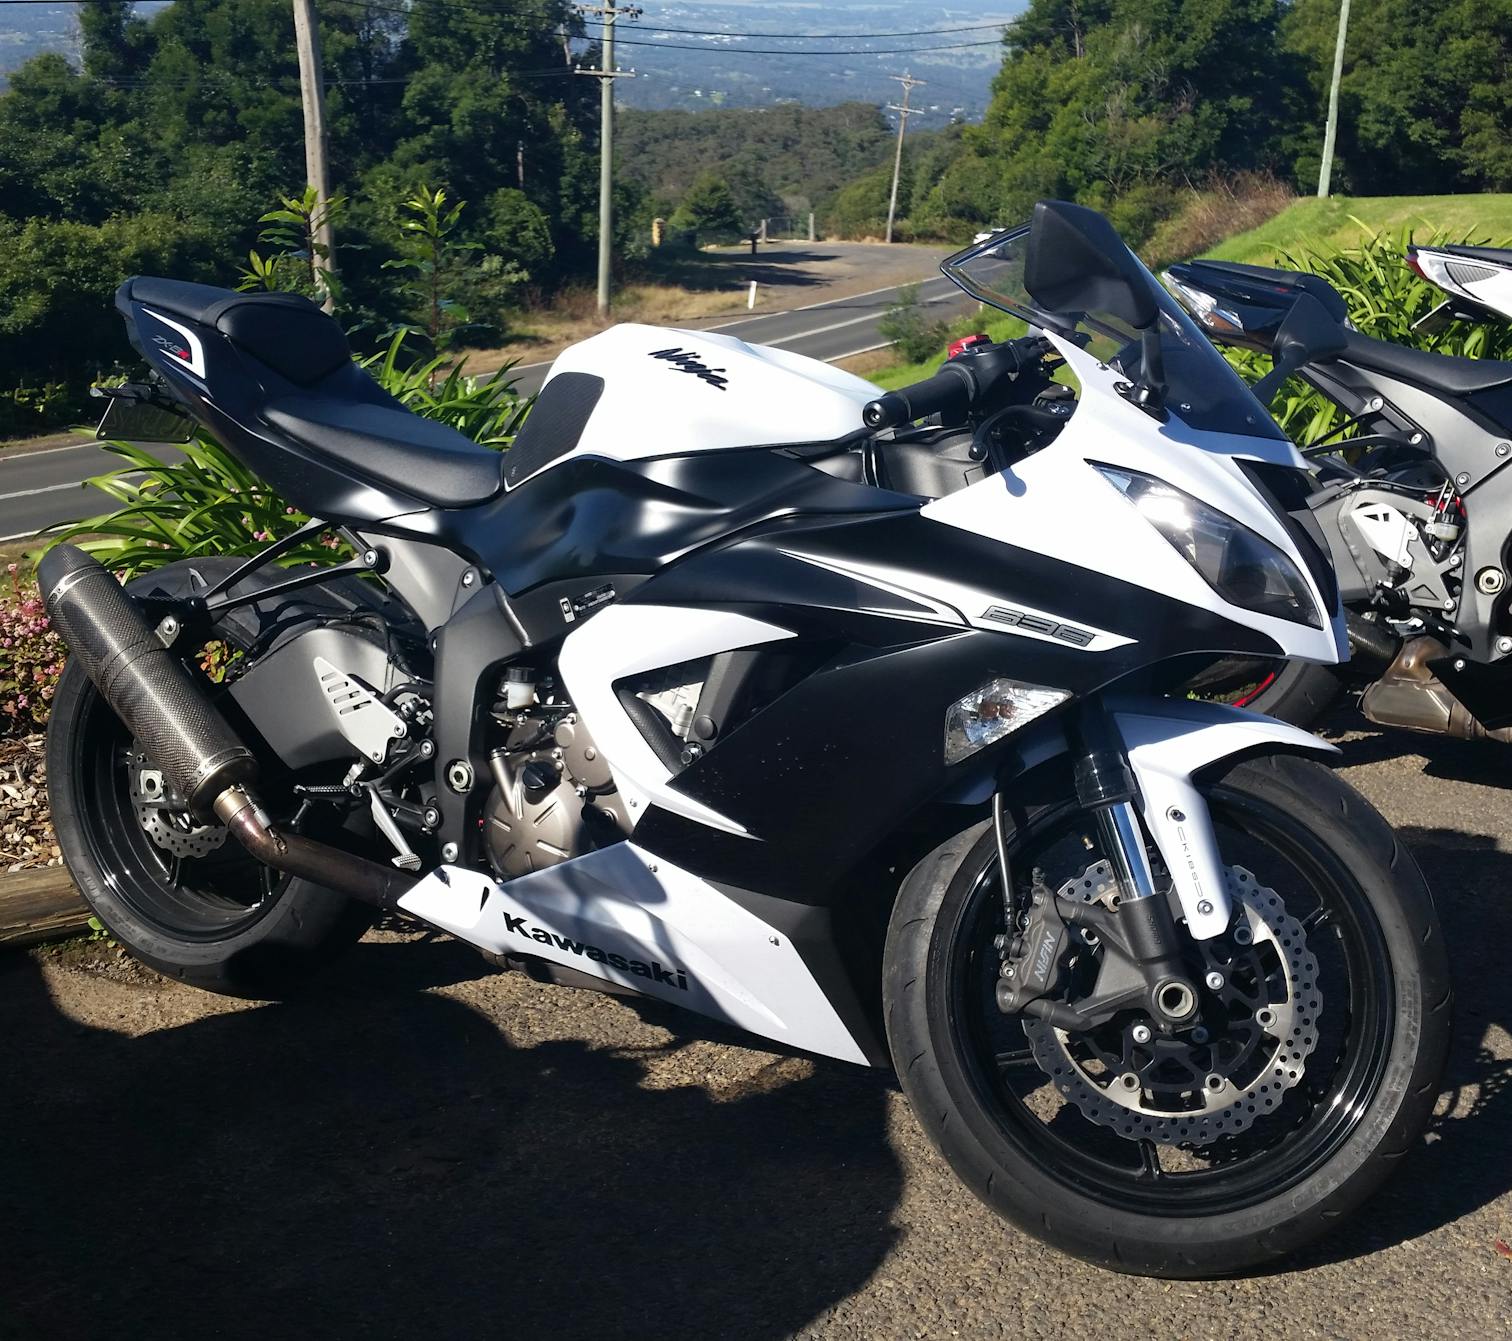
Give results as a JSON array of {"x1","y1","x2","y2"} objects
[{"x1": 2, "y1": 711, "x2": 1510, "y2": 1339}]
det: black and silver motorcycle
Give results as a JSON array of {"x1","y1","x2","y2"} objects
[
  {"x1": 41, "y1": 201, "x2": 1448, "y2": 1276},
  {"x1": 1166, "y1": 256, "x2": 1512, "y2": 740}
]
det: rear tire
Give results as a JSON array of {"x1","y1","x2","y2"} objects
[
  {"x1": 883, "y1": 753, "x2": 1449, "y2": 1276},
  {"x1": 45, "y1": 559, "x2": 374, "y2": 998}
]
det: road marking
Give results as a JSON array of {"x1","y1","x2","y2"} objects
[
  {"x1": 0, "y1": 479, "x2": 96, "y2": 502},
  {"x1": 764, "y1": 289, "x2": 960, "y2": 345},
  {"x1": 0, "y1": 439, "x2": 100, "y2": 465}
]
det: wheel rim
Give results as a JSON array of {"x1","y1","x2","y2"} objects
[
  {"x1": 70, "y1": 663, "x2": 285, "y2": 942},
  {"x1": 946, "y1": 786, "x2": 1395, "y2": 1215}
]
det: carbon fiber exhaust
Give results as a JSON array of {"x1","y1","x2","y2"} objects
[{"x1": 38, "y1": 544, "x2": 413, "y2": 908}]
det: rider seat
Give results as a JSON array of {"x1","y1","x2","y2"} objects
[
  {"x1": 1341, "y1": 329, "x2": 1512, "y2": 397},
  {"x1": 118, "y1": 277, "x2": 506, "y2": 509}
]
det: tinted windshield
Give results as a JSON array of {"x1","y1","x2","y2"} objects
[{"x1": 942, "y1": 222, "x2": 1287, "y2": 442}]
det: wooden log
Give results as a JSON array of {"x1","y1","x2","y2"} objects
[{"x1": 0, "y1": 865, "x2": 89, "y2": 948}]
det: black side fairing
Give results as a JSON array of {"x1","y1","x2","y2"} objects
[
  {"x1": 429, "y1": 450, "x2": 921, "y2": 611},
  {"x1": 626, "y1": 509, "x2": 1283, "y2": 901}
]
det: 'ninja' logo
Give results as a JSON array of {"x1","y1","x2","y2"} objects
[{"x1": 649, "y1": 347, "x2": 729, "y2": 390}]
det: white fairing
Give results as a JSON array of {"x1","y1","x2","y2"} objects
[
  {"x1": 922, "y1": 332, "x2": 1347, "y2": 666},
  {"x1": 1413, "y1": 247, "x2": 1512, "y2": 321},
  {"x1": 556, "y1": 603, "x2": 795, "y2": 835},
  {"x1": 516, "y1": 323, "x2": 874, "y2": 488},
  {"x1": 1110, "y1": 696, "x2": 1337, "y2": 938},
  {"x1": 398, "y1": 845, "x2": 870, "y2": 1065}
]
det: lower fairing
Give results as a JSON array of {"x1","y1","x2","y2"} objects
[{"x1": 398, "y1": 843, "x2": 873, "y2": 1065}]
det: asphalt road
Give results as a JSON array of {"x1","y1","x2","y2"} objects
[
  {"x1": 4, "y1": 712, "x2": 1512, "y2": 1338},
  {"x1": 0, "y1": 271, "x2": 968, "y2": 543}
]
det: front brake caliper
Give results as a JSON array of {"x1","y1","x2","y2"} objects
[{"x1": 995, "y1": 877, "x2": 1076, "y2": 1016}]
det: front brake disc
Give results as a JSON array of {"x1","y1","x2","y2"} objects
[{"x1": 1021, "y1": 862, "x2": 1320, "y2": 1146}]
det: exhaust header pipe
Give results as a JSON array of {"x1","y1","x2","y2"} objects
[{"x1": 38, "y1": 545, "x2": 413, "y2": 908}]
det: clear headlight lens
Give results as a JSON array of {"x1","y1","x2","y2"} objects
[
  {"x1": 944, "y1": 679, "x2": 1070, "y2": 765},
  {"x1": 1095, "y1": 465, "x2": 1322, "y2": 628}
]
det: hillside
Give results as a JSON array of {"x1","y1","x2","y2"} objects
[
  {"x1": 617, "y1": 102, "x2": 928, "y2": 217},
  {"x1": 1207, "y1": 195, "x2": 1512, "y2": 262}
]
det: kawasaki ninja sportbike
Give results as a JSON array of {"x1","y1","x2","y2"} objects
[{"x1": 42, "y1": 201, "x2": 1447, "y2": 1276}]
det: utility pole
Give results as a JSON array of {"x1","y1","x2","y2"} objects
[
  {"x1": 292, "y1": 0, "x2": 336, "y2": 311},
  {"x1": 576, "y1": 4, "x2": 639, "y2": 317},
  {"x1": 885, "y1": 73, "x2": 925, "y2": 245},
  {"x1": 1317, "y1": 0, "x2": 1350, "y2": 198}
]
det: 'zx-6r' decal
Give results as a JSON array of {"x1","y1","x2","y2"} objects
[
  {"x1": 500, "y1": 912, "x2": 690, "y2": 990},
  {"x1": 649, "y1": 347, "x2": 729, "y2": 390}
]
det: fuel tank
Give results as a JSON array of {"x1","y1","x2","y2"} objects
[{"x1": 541, "y1": 322, "x2": 875, "y2": 467}]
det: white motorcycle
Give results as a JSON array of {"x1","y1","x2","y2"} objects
[{"x1": 42, "y1": 200, "x2": 1448, "y2": 1276}]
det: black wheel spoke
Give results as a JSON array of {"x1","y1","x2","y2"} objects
[
  {"x1": 1301, "y1": 906, "x2": 1332, "y2": 933},
  {"x1": 995, "y1": 1047, "x2": 1038, "y2": 1072},
  {"x1": 1138, "y1": 1139, "x2": 1162, "y2": 1180}
]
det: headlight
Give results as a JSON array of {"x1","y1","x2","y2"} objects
[
  {"x1": 944, "y1": 678, "x2": 1069, "y2": 765},
  {"x1": 1094, "y1": 465, "x2": 1321, "y2": 628}
]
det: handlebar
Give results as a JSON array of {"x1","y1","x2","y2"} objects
[
  {"x1": 861, "y1": 336, "x2": 1050, "y2": 431},
  {"x1": 862, "y1": 365, "x2": 973, "y2": 430}
]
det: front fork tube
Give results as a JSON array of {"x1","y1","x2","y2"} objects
[{"x1": 1072, "y1": 704, "x2": 1199, "y2": 1027}]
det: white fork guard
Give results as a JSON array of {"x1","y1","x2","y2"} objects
[{"x1": 1107, "y1": 695, "x2": 1338, "y2": 939}]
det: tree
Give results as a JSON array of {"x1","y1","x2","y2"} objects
[
  {"x1": 1282, "y1": 0, "x2": 1512, "y2": 193},
  {"x1": 670, "y1": 173, "x2": 746, "y2": 240}
]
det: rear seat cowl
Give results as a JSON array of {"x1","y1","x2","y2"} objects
[{"x1": 118, "y1": 276, "x2": 351, "y2": 388}]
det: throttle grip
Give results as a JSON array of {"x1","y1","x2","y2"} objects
[{"x1": 862, "y1": 363, "x2": 974, "y2": 429}]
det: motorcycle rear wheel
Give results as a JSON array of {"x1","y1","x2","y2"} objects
[
  {"x1": 45, "y1": 560, "x2": 373, "y2": 998},
  {"x1": 882, "y1": 752, "x2": 1448, "y2": 1276},
  {"x1": 1183, "y1": 655, "x2": 1342, "y2": 728}
]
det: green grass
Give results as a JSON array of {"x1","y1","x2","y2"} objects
[{"x1": 1206, "y1": 194, "x2": 1512, "y2": 264}]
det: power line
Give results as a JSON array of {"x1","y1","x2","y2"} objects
[
  {"x1": 0, "y1": 0, "x2": 1014, "y2": 39},
  {"x1": 324, "y1": 0, "x2": 1004, "y2": 55}
]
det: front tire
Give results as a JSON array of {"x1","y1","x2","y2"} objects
[{"x1": 883, "y1": 753, "x2": 1449, "y2": 1276}]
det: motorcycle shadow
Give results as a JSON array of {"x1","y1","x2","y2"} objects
[
  {"x1": 1295, "y1": 818, "x2": 1512, "y2": 1268},
  {"x1": 0, "y1": 936, "x2": 902, "y2": 1340}
]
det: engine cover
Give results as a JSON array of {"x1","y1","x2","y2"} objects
[
  {"x1": 482, "y1": 713, "x2": 627, "y2": 878},
  {"x1": 484, "y1": 764, "x2": 584, "y2": 878}
]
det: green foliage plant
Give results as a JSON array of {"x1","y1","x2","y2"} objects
[{"x1": 878, "y1": 283, "x2": 952, "y2": 364}]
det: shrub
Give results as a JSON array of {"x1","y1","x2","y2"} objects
[
  {"x1": 1142, "y1": 172, "x2": 1293, "y2": 272},
  {"x1": 878, "y1": 283, "x2": 951, "y2": 364},
  {"x1": 0, "y1": 563, "x2": 65, "y2": 736}
]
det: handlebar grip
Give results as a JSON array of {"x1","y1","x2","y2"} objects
[{"x1": 862, "y1": 364, "x2": 974, "y2": 430}]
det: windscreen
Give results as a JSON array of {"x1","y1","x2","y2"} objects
[{"x1": 942, "y1": 223, "x2": 1288, "y2": 442}]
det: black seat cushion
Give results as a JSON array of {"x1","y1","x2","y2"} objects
[
  {"x1": 121, "y1": 277, "x2": 351, "y2": 387},
  {"x1": 264, "y1": 395, "x2": 505, "y2": 507},
  {"x1": 1342, "y1": 330, "x2": 1512, "y2": 395}
]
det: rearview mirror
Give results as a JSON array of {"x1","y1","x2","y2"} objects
[
  {"x1": 1251, "y1": 293, "x2": 1348, "y2": 405},
  {"x1": 1023, "y1": 200, "x2": 1158, "y2": 331}
]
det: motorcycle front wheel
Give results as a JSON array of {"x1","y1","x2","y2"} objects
[{"x1": 882, "y1": 752, "x2": 1449, "y2": 1277}]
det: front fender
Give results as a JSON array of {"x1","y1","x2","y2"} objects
[{"x1": 1107, "y1": 695, "x2": 1337, "y2": 939}]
